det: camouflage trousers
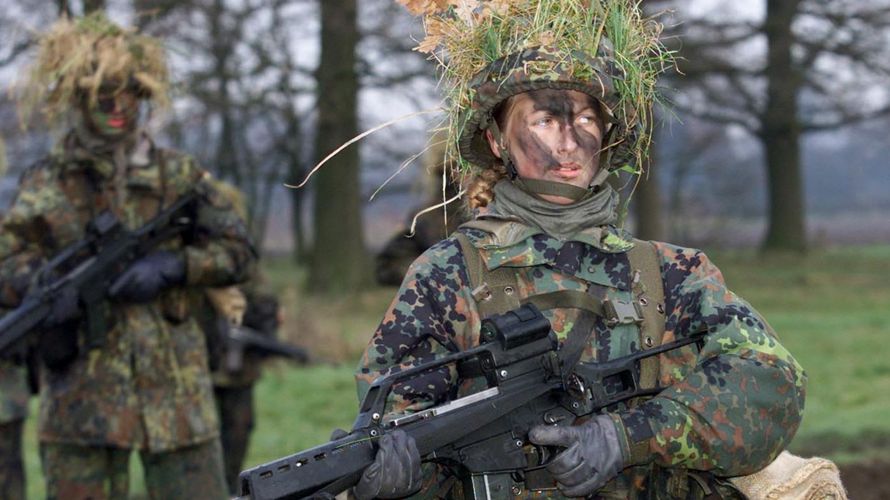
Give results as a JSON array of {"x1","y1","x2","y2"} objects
[
  {"x1": 0, "y1": 419, "x2": 26, "y2": 500},
  {"x1": 40, "y1": 438, "x2": 228, "y2": 500},
  {"x1": 215, "y1": 384, "x2": 256, "y2": 495}
]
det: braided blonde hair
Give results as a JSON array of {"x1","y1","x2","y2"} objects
[
  {"x1": 465, "y1": 164, "x2": 508, "y2": 210},
  {"x1": 463, "y1": 95, "x2": 518, "y2": 210}
]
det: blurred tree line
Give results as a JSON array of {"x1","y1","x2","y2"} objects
[{"x1": 1, "y1": 0, "x2": 889, "y2": 294}]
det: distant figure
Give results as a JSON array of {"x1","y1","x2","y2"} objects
[
  {"x1": 375, "y1": 136, "x2": 468, "y2": 286},
  {"x1": 197, "y1": 179, "x2": 286, "y2": 495},
  {"x1": 199, "y1": 283, "x2": 284, "y2": 495}
]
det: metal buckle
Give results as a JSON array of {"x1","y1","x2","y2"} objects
[
  {"x1": 472, "y1": 283, "x2": 493, "y2": 302},
  {"x1": 603, "y1": 298, "x2": 643, "y2": 327}
]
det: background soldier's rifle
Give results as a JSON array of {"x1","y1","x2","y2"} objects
[
  {"x1": 221, "y1": 319, "x2": 311, "y2": 372},
  {"x1": 238, "y1": 304, "x2": 707, "y2": 500},
  {"x1": 0, "y1": 192, "x2": 198, "y2": 355}
]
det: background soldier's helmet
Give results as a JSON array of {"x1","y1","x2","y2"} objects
[
  {"x1": 397, "y1": 0, "x2": 671, "y2": 177},
  {"x1": 16, "y1": 12, "x2": 170, "y2": 125}
]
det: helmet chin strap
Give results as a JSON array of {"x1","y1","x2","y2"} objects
[{"x1": 483, "y1": 117, "x2": 519, "y2": 179}]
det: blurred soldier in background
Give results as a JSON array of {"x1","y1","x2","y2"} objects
[
  {"x1": 198, "y1": 281, "x2": 285, "y2": 495},
  {"x1": 375, "y1": 133, "x2": 468, "y2": 286},
  {"x1": 0, "y1": 14, "x2": 254, "y2": 499},
  {"x1": 197, "y1": 180, "x2": 292, "y2": 495}
]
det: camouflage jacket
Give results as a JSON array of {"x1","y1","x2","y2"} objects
[
  {"x1": 0, "y1": 131, "x2": 255, "y2": 452},
  {"x1": 356, "y1": 219, "x2": 806, "y2": 498}
]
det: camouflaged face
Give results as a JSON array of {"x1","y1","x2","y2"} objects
[
  {"x1": 356, "y1": 222, "x2": 805, "y2": 498},
  {"x1": 458, "y1": 46, "x2": 634, "y2": 171},
  {"x1": 0, "y1": 132, "x2": 255, "y2": 452}
]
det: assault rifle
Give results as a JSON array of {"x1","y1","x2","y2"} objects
[
  {"x1": 221, "y1": 319, "x2": 311, "y2": 372},
  {"x1": 0, "y1": 192, "x2": 198, "y2": 355},
  {"x1": 238, "y1": 304, "x2": 707, "y2": 500}
]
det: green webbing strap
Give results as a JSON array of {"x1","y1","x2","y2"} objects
[
  {"x1": 521, "y1": 290, "x2": 607, "y2": 374},
  {"x1": 454, "y1": 232, "x2": 521, "y2": 319},
  {"x1": 626, "y1": 239, "x2": 666, "y2": 391},
  {"x1": 520, "y1": 290, "x2": 605, "y2": 317},
  {"x1": 513, "y1": 178, "x2": 590, "y2": 202}
]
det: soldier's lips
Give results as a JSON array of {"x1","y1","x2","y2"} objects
[
  {"x1": 107, "y1": 116, "x2": 127, "y2": 128},
  {"x1": 550, "y1": 163, "x2": 583, "y2": 180}
]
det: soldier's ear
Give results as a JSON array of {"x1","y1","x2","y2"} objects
[{"x1": 485, "y1": 129, "x2": 502, "y2": 160}]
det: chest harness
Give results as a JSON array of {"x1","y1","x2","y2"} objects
[{"x1": 454, "y1": 221, "x2": 665, "y2": 392}]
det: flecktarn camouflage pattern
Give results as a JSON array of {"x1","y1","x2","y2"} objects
[
  {"x1": 0, "y1": 131, "x2": 255, "y2": 453},
  {"x1": 356, "y1": 214, "x2": 806, "y2": 498}
]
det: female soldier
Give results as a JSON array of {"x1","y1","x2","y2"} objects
[{"x1": 351, "y1": 1, "x2": 805, "y2": 498}]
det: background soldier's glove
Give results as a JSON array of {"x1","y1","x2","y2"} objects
[
  {"x1": 529, "y1": 413, "x2": 627, "y2": 497},
  {"x1": 44, "y1": 286, "x2": 81, "y2": 327},
  {"x1": 354, "y1": 429, "x2": 422, "y2": 500},
  {"x1": 109, "y1": 251, "x2": 186, "y2": 303},
  {"x1": 39, "y1": 287, "x2": 81, "y2": 370}
]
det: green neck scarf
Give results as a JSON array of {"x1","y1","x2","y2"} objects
[{"x1": 489, "y1": 179, "x2": 619, "y2": 241}]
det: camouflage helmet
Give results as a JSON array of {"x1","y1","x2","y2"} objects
[
  {"x1": 457, "y1": 44, "x2": 635, "y2": 172},
  {"x1": 16, "y1": 12, "x2": 171, "y2": 126},
  {"x1": 397, "y1": 0, "x2": 670, "y2": 178}
]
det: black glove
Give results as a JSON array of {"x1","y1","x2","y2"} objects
[
  {"x1": 354, "y1": 430, "x2": 422, "y2": 500},
  {"x1": 44, "y1": 286, "x2": 81, "y2": 327},
  {"x1": 528, "y1": 414, "x2": 627, "y2": 497},
  {"x1": 39, "y1": 287, "x2": 81, "y2": 370},
  {"x1": 108, "y1": 251, "x2": 186, "y2": 303}
]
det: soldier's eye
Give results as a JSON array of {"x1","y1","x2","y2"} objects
[{"x1": 97, "y1": 96, "x2": 117, "y2": 113}]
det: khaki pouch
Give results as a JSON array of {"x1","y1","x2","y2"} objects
[{"x1": 729, "y1": 451, "x2": 847, "y2": 499}]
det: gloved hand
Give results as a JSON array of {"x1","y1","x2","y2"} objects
[
  {"x1": 108, "y1": 251, "x2": 186, "y2": 303},
  {"x1": 40, "y1": 287, "x2": 81, "y2": 370},
  {"x1": 529, "y1": 414, "x2": 627, "y2": 497},
  {"x1": 354, "y1": 430, "x2": 423, "y2": 500},
  {"x1": 44, "y1": 286, "x2": 81, "y2": 327}
]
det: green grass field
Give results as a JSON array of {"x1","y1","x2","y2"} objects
[{"x1": 21, "y1": 245, "x2": 890, "y2": 497}]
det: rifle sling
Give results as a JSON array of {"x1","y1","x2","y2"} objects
[{"x1": 626, "y1": 239, "x2": 666, "y2": 391}]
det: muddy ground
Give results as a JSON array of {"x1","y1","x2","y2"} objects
[{"x1": 838, "y1": 460, "x2": 890, "y2": 499}]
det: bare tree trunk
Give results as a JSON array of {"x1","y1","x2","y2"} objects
[
  {"x1": 308, "y1": 0, "x2": 370, "y2": 292},
  {"x1": 761, "y1": 0, "x2": 806, "y2": 252},
  {"x1": 288, "y1": 160, "x2": 308, "y2": 264},
  {"x1": 83, "y1": 0, "x2": 106, "y2": 14},
  {"x1": 57, "y1": 0, "x2": 71, "y2": 16},
  {"x1": 633, "y1": 128, "x2": 665, "y2": 241},
  {"x1": 209, "y1": 0, "x2": 241, "y2": 186}
]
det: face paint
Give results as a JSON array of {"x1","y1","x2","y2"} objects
[
  {"x1": 83, "y1": 89, "x2": 140, "y2": 138},
  {"x1": 489, "y1": 89, "x2": 605, "y2": 203}
]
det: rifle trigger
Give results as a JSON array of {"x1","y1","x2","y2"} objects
[{"x1": 565, "y1": 373, "x2": 586, "y2": 399}]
